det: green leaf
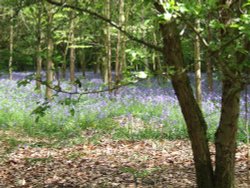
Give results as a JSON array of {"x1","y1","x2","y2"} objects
[
  {"x1": 74, "y1": 78, "x2": 82, "y2": 88},
  {"x1": 70, "y1": 108, "x2": 75, "y2": 116}
]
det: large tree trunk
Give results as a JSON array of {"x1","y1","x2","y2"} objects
[
  {"x1": 159, "y1": 21, "x2": 214, "y2": 188},
  {"x1": 155, "y1": 3, "x2": 214, "y2": 187},
  {"x1": 214, "y1": 79, "x2": 241, "y2": 188},
  {"x1": 214, "y1": 0, "x2": 246, "y2": 186}
]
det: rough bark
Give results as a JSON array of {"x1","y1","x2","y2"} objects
[
  {"x1": 215, "y1": 79, "x2": 241, "y2": 188},
  {"x1": 155, "y1": 3, "x2": 214, "y2": 187},
  {"x1": 213, "y1": 1, "x2": 245, "y2": 186},
  {"x1": 159, "y1": 20, "x2": 214, "y2": 188}
]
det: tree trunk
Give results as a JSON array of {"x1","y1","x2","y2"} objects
[
  {"x1": 61, "y1": 17, "x2": 72, "y2": 80},
  {"x1": 45, "y1": 5, "x2": 54, "y2": 100},
  {"x1": 36, "y1": 5, "x2": 42, "y2": 91},
  {"x1": 214, "y1": 79, "x2": 241, "y2": 188},
  {"x1": 94, "y1": 60, "x2": 100, "y2": 74},
  {"x1": 206, "y1": 15, "x2": 213, "y2": 92},
  {"x1": 104, "y1": 0, "x2": 112, "y2": 90},
  {"x1": 194, "y1": 14, "x2": 202, "y2": 107},
  {"x1": 69, "y1": 14, "x2": 75, "y2": 83},
  {"x1": 115, "y1": 25, "x2": 121, "y2": 84},
  {"x1": 120, "y1": 5, "x2": 129, "y2": 71},
  {"x1": 9, "y1": 9, "x2": 13, "y2": 81},
  {"x1": 152, "y1": 32, "x2": 157, "y2": 71},
  {"x1": 61, "y1": 43, "x2": 68, "y2": 79},
  {"x1": 214, "y1": 1, "x2": 245, "y2": 186},
  {"x1": 36, "y1": 36, "x2": 42, "y2": 90},
  {"x1": 79, "y1": 49, "x2": 86, "y2": 77},
  {"x1": 153, "y1": 31, "x2": 162, "y2": 74},
  {"x1": 155, "y1": 3, "x2": 214, "y2": 187},
  {"x1": 115, "y1": 0, "x2": 125, "y2": 85},
  {"x1": 46, "y1": 37, "x2": 54, "y2": 100}
]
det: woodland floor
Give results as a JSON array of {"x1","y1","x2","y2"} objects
[{"x1": 0, "y1": 130, "x2": 249, "y2": 188}]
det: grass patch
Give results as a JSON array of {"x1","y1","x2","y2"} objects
[{"x1": 0, "y1": 79, "x2": 248, "y2": 145}]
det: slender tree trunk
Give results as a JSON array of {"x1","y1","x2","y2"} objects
[
  {"x1": 46, "y1": 37, "x2": 54, "y2": 100},
  {"x1": 104, "y1": 0, "x2": 112, "y2": 90},
  {"x1": 61, "y1": 43, "x2": 68, "y2": 79},
  {"x1": 120, "y1": 6, "x2": 128, "y2": 71},
  {"x1": 94, "y1": 60, "x2": 100, "y2": 74},
  {"x1": 79, "y1": 49, "x2": 86, "y2": 77},
  {"x1": 61, "y1": 18, "x2": 72, "y2": 80},
  {"x1": 36, "y1": 35, "x2": 42, "y2": 90},
  {"x1": 36, "y1": 5, "x2": 42, "y2": 91},
  {"x1": 206, "y1": 15, "x2": 213, "y2": 92},
  {"x1": 153, "y1": 31, "x2": 162, "y2": 73},
  {"x1": 45, "y1": 6, "x2": 54, "y2": 100},
  {"x1": 9, "y1": 9, "x2": 13, "y2": 81},
  {"x1": 69, "y1": 14, "x2": 75, "y2": 83},
  {"x1": 152, "y1": 33, "x2": 157, "y2": 71},
  {"x1": 115, "y1": 26, "x2": 121, "y2": 84},
  {"x1": 115, "y1": 0, "x2": 125, "y2": 85},
  {"x1": 194, "y1": 0, "x2": 202, "y2": 107},
  {"x1": 155, "y1": 3, "x2": 214, "y2": 187},
  {"x1": 153, "y1": 31, "x2": 162, "y2": 83}
]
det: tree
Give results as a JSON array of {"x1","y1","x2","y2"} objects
[
  {"x1": 45, "y1": 3, "x2": 54, "y2": 100},
  {"x1": 205, "y1": 13, "x2": 213, "y2": 93},
  {"x1": 155, "y1": 0, "x2": 249, "y2": 187},
  {"x1": 194, "y1": 0, "x2": 202, "y2": 106},
  {"x1": 155, "y1": 2, "x2": 214, "y2": 186},
  {"x1": 115, "y1": 0, "x2": 125, "y2": 86},
  {"x1": 104, "y1": 0, "x2": 112, "y2": 91},
  {"x1": 35, "y1": 2, "x2": 43, "y2": 91},
  {"x1": 8, "y1": 8, "x2": 14, "y2": 80},
  {"x1": 22, "y1": 0, "x2": 250, "y2": 187},
  {"x1": 69, "y1": 11, "x2": 76, "y2": 83}
]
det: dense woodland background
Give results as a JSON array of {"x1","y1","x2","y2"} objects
[{"x1": 0, "y1": 0, "x2": 249, "y2": 187}]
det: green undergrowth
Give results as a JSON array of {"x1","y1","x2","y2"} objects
[
  {"x1": 0, "y1": 111, "x2": 247, "y2": 153},
  {"x1": 0, "y1": 96, "x2": 248, "y2": 153}
]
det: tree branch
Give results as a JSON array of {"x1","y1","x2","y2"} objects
[{"x1": 46, "y1": 0, "x2": 163, "y2": 52}]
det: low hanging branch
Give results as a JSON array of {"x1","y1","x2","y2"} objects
[
  {"x1": 46, "y1": 0, "x2": 163, "y2": 52},
  {"x1": 17, "y1": 73, "x2": 146, "y2": 96}
]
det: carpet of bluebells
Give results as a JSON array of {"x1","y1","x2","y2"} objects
[{"x1": 0, "y1": 72, "x2": 249, "y2": 142}]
